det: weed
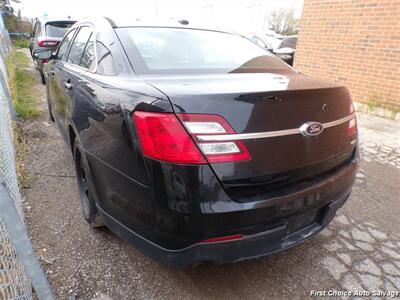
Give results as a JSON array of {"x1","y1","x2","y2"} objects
[
  {"x1": 6, "y1": 50, "x2": 41, "y2": 120},
  {"x1": 13, "y1": 125, "x2": 32, "y2": 188},
  {"x1": 5, "y1": 50, "x2": 39, "y2": 187},
  {"x1": 13, "y1": 38, "x2": 30, "y2": 49},
  {"x1": 366, "y1": 96, "x2": 380, "y2": 113},
  {"x1": 387, "y1": 109, "x2": 398, "y2": 120}
]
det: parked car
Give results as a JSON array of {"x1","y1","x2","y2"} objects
[
  {"x1": 34, "y1": 17, "x2": 358, "y2": 267},
  {"x1": 29, "y1": 17, "x2": 76, "y2": 83},
  {"x1": 280, "y1": 35, "x2": 297, "y2": 49},
  {"x1": 264, "y1": 34, "x2": 283, "y2": 50},
  {"x1": 265, "y1": 29, "x2": 281, "y2": 38},
  {"x1": 275, "y1": 35, "x2": 298, "y2": 66},
  {"x1": 245, "y1": 32, "x2": 274, "y2": 51},
  {"x1": 9, "y1": 32, "x2": 31, "y2": 39},
  {"x1": 245, "y1": 33, "x2": 295, "y2": 65}
]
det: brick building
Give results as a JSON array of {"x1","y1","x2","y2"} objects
[{"x1": 294, "y1": 0, "x2": 400, "y2": 111}]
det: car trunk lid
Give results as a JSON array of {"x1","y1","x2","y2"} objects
[{"x1": 143, "y1": 72, "x2": 357, "y2": 201}]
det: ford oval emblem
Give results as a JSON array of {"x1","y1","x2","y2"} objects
[{"x1": 300, "y1": 122, "x2": 324, "y2": 137}]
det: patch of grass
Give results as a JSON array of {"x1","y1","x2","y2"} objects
[
  {"x1": 6, "y1": 50, "x2": 41, "y2": 120},
  {"x1": 13, "y1": 125, "x2": 32, "y2": 188},
  {"x1": 366, "y1": 96, "x2": 380, "y2": 113},
  {"x1": 13, "y1": 38, "x2": 30, "y2": 49},
  {"x1": 5, "y1": 50, "x2": 38, "y2": 187},
  {"x1": 363, "y1": 95, "x2": 400, "y2": 119},
  {"x1": 15, "y1": 51, "x2": 31, "y2": 65},
  {"x1": 387, "y1": 110, "x2": 397, "y2": 120}
]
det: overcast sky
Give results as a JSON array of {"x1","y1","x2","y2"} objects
[{"x1": 13, "y1": 0, "x2": 303, "y2": 32}]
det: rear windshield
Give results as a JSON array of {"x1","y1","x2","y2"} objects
[
  {"x1": 45, "y1": 22, "x2": 75, "y2": 38},
  {"x1": 116, "y1": 27, "x2": 290, "y2": 75}
]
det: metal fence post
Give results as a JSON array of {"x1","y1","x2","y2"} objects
[{"x1": 0, "y1": 181, "x2": 55, "y2": 300}]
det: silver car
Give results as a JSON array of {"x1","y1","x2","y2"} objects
[{"x1": 29, "y1": 17, "x2": 76, "y2": 83}]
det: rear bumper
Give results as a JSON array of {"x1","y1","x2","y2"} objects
[
  {"x1": 99, "y1": 188, "x2": 350, "y2": 267},
  {"x1": 97, "y1": 148, "x2": 358, "y2": 267}
]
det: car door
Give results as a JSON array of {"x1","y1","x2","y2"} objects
[
  {"x1": 56, "y1": 26, "x2": 94, "y2": 133},
  {"x1": 47, "y1": 27, "x2": 77, "y2": 138},
  {"x1": 68, "y1": 32, "x2": 156, "y2": 233}
]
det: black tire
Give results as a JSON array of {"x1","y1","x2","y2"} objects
[
  {"x1": 40, "y1": 70, "x2": 45, "y2": 85},
  {"x1": 74, "y1": 139, "x2": 104, "y2": 228},
  {"x1": 46, "y1": 86, "x2": 55, "y2": 122}
]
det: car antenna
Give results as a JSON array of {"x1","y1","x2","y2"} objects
[{"x1": 178, "y1": 19, "x2": 189, "y2": 25}]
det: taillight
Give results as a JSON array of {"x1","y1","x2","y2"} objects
[
  {"x1": 133, "y1": 111, "x2": 251, "y2": 165},
  {"x1": 348, "y1": 118, "x2": 357, "y2": 137},
  {"x1": 133, "y1": 111, "x2": 206, "y2": 164},
  {"x1": 38, "y1": 40, "x2": 59, "y2": 47},
  {"x1": 178, "y1": 114, "x2": 251, "y2": 163}
]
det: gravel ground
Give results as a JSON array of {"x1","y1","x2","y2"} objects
[{"x1": 19, "y1": 49, "x2": 400, "y2": 299}]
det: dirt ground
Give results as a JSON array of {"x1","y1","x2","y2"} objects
[{"x1": 19, "y1": 49, "x2": 400, "y2": 299}]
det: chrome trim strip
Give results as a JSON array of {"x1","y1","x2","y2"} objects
[
  {"x1": 323, "y1": 114, "x2": 355, "y2": 129},
  {"x1": 197, "y1": 113, "x2": 355, "y2": 142}
]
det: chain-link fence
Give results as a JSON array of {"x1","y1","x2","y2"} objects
[
  {"x1": 0, "y1": 14, "x2": 54, "y2": 300},
  {"x1": 0, "y1": 13, "x2": 33, "y2": 300}
]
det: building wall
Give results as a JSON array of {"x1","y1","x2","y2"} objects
[{"x1": 294, "y1": 0, "x2": 400, "y2": 111}]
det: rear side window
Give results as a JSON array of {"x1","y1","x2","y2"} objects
[
  {"x1": 67, "y1": 27, "x2": 93, "y2": 66},
  {"x1": 96, "y1": 41, "x2": 117, "y2": 75},
  {"x1": 80, "y1": 36, "x2": 95, "y2": 70},
  {"x1": 45, "y1": 22, "x2": 75, "y2": 38},
  {"x1": 57, "y1": 28, "x2": 77, "y2": 61}
]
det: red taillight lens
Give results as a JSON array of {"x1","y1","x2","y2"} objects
[
  {"x1": 133, "y1": 111, "x2": 251, "y2": 165},
  {"x1": 38, "y1": 40, "x2": 59, "y2": 47},
  {"x1": 133, "y1": 111, "x2": 206, "y2": 164},
  {"x1": 348, "y1": 118, "x2": 357, "y2": 136},
  {"x1": 178, "y1": 114, "x2": 251, "y2": 163}
]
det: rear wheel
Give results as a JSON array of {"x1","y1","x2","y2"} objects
[
  {"x1": 74, "y1": 139, "x2": 104, "y2": 228},
  {"x1": 46, "y1": 86, "x2": 54, "y2": 122},
  {"x1": 40, "y1": 70, "x2": 45, "y2": 85}
]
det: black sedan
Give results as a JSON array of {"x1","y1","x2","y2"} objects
[{"x1": 34, "y1": 18, "x2": 358, "y2": 267}]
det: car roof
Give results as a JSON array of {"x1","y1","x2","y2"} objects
[{"x1": 100, "y1": 16, "x2": 235, "y2": 34}]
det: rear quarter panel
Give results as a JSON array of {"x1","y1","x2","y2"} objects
[{"x1": 67, "y1": 72, "x2": 172, "y2": 233}]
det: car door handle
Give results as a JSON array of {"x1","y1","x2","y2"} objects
[{"x1": 64, "y1": 82, "x2": 73, "y2": 90}]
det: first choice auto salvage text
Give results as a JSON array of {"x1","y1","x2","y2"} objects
[{"x1": 310, "y1": 290, "x2": 399, "y2": 298}]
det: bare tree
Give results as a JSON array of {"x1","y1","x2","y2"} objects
[
  {"x1": 0, "y1": 0, "x2": 8, "y2": 11},
  {"x1": 1, "y1": 0, "x2": 14, "y2": 15},
  {"x1": 267, "y1": 7, "x2": 299, "y2": 36}
]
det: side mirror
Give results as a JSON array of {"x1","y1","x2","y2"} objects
[{"x1": 33, "y1": 48, "x2": 53, "y2": 60}]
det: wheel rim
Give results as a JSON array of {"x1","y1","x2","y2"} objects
[{"x1": 76, "y1": 153, "x2": 91, "y2": 219}]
